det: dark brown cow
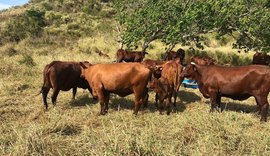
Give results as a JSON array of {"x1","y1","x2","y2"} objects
[
  {"x1": 182, "y1": 63, "x2": 270, "y2": 122},
  {"x1": 40, "y1": 61, "x2": 92, "y2": 110},
  {"x1": 147, "y1": 77, "x2": 173, "y2": 115},
  {"x1": 80, "y1": 62, "x2": 151, "y2": 115},
  {"x1": 116, "y1": 49, "x2": 148, "y2": 62},
  {"x1": 163, "y1": 48, "x2": 185, "y2": 63},
  {"x1": 154, "y1": 59, "x2": 184, "y2": 110},
  {"x1": 252, "y1": 52, "x2": 270, "y2": 65}
]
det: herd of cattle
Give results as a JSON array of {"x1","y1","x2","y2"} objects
[{"x1": 39, "y1": 49, "x2": 270, "y2": 122}]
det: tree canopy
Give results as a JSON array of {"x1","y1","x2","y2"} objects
[{"x1": 113, "y1": 0, "x2": 270, "y2": 52}]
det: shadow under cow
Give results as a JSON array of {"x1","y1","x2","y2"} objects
[
  {"x1": 221, "y1": 102, "x2": 258, "y2": 114},
  {"x1": 177, "y1": 90, "x2": 201, "y2": 104},
  {"x1": 69, "y1": 94, "x2": 98, "y2": 107}
]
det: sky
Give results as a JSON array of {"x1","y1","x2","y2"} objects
[{"x1": 0, "y1": 0, "x2": 29, "y2": 10}]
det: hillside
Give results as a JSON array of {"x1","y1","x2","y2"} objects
[{"x1": 0, "y1": 0, "x2": 269, "y2": 155}]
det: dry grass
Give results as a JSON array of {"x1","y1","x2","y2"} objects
[{"x1": 1, "y1": 34, "x2": 270, "y2": 155}]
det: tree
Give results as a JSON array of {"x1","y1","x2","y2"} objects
[{"x1": 113, "y1": 0, "x2": 270, "y2": 52}]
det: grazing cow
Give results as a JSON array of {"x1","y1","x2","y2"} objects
[
  {"x1": 40, "y1": 61, "x2": 92, "y2": 110},
  {"x1": 182, "y1": 62, "x2": 270, "y2": 122},
  {"x1": 252, "y1": 52, "x2": 270, "y2": 66},
  {"x1": 116, "y1": 49, "x2": 149, "y2": 62},
  {"x1": 147, "y1": 77, "x2": 173, "y2": 115},
  {"x1": 80, "y1": 62, "x2": 151, "y2": 115},
  {"x1": 163, "y1": 48, "x2": 185, "y2": 63},
  {"x1": 154, "y1": 59, "x2": 184, "y2": 110}
]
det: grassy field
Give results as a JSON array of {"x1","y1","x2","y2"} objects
[
  {"x1": 1, "y1": 34, "x2": 270, "y2": 156},
  {"x1": 1, "y1": 2, "x2": 270, "y2": 155}
]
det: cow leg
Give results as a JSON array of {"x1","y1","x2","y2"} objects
[
  {"x1": 143, "y1": 93, "x2": 149, "y2": 109},
  {"x1": 155, "y1": 93, "x2": 159, "y2": 109},
  {"x1": 166, "y1": 97, "x2": 171, "y2": 115},
  {"x1": 255, "y1": 97, "x2": 262, "y2": 115},
  {"x1": 255, "y1": 96, "x2": 269, "y2": 122},
  {"x1": 72, "y1": 87, "x2": 77, "y2": 100},
  {"x1": 173, "y1": 90, "x2": 177, "y2": 112},
  {"x1": 104, "y1": 92, "x2": 110, "y2": 113},
  {"x1": 51, "y1": 88, "x2": 60, "y2": 106},
  {"x1": 134, "y1": 95, "x2": 142, "y2": 115},
  {"x1": 158, "y1": 99, "x2": 164, "y2": 115},
  {"x1": 216, "y1": 94, "x2": 222, "y2": 112},
  {"x1": 209, "y1": 91, "x2": 218, "y2": 112},
  {"x1": 96, "y1": 88, "x2": 107, "y2": 115},
  {"x1": 42, "y1": 87, "x2": 50, "y2": 111}
]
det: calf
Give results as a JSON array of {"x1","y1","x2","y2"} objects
[
  {"x1": 40, "y1": 61, "x2": 92, "y2": 110},
  {"x1": 163, "y1": 48, "x2": 185, "y2": 63},
  {"x1": 148, "y1": 77, "x2": 173, "y2": 115},
  {"x1": 116, "y1": 49, "x2": 148, "y2": 62},
  {"x1": 182, "y1": 62, "x2": 270, "y2": 122},
  {"x1": 154, "y1": 59, "x2": 184, "y2": 110},
  {"x1": 80, "y1": 62, "x2": 151, "y2": 115},
  {"x1": 252, "y1": 52, "x2": 270, "y2": 66}
]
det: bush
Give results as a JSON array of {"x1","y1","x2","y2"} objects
[{"x1": 19, "y1": 54, "x2": 36, "y2": 67}]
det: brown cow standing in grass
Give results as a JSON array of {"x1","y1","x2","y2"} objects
[
  {"x1": 79, "y1": 62, "x2": 151, "y2": 115},
  {"x1": 40, "y1": 61, "x2": 93, "y2": 110},
  {"x1": 182, "y1": 62, "x2": 270, "y2": 122},
  {"x1": 252, "y1": 52, "x2": 270, "y2": 66},
  {"x1": 116, "y1": 49, "x2": 148, "y2": 62},
  {"x1": 153, "y1": 59, "x2": 184, "y2": 111},
  {"x1": 163, "y1": 48, "x2": 185, "y2": 64},
  {"x1": 147, "y1": 77, "x2": 173, "y2": 115}
]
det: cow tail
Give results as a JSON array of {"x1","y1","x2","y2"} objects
[
  {"x1": 34, "y1": 65, "x2": 50, "y2": 96},
  {"x1": 175, "y1": 64, "x2": 182, "y2": 92}
]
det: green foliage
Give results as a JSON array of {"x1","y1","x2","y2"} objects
[
  {"x1": 114, "y1": 0, "x2": 270, "y2": 52},
  {"x1": 0, "y1": 9, "x2": 45, "y2": 43}
]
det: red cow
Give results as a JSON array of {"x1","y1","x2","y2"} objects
[
  {"x1": 116, "y1": 49, "x2": 148, "y2": 62},
  {"x1": 147, "y1": 77, "x2": 173, "y2": 115},
  {"x1": 182, "y1": 62, "x2": 270, "y2": 122},
  {"x1": 163, "y1": 48, "x2": 185, "y2": 64},
  {"x1": 80, "y1": 62, "x2": 151, "y2": 115}
]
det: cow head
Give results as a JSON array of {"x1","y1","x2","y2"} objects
[
  {"x1": 181, "y1": 62, "x2": 198, "y2": 79},
  {"x1": 79, "y1": 62, "x2": 92, "y2": 78}
]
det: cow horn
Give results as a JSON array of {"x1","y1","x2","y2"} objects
[{"x1": 191, "y1": 62, "x2": 196, "y2": 65}]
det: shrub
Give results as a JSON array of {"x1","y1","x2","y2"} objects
[{"x1": 19, "y1": 54, "x2": 36, "y2": 67}]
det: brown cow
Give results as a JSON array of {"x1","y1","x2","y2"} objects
[
  {"x1": 79, "y1": 62, "x2": 151, "y2": 115},
  {"x1": 116, "y1": 49, "x2": 148, "y2": 62},
  {"x1": 163, "y1": 48, "x2": 185, "y2": 63},
  {"x1": 154, "y1": 59, "x2": 184, "y2": 110},
  {"x1": 182, "y1": 62, "x2": 270, "y2": 122},
  {"x1": 40, "y1": 61, "x2": 92, "y2": 110},
  {"x1": 252, "y1": 52, "x2": 270, "y2": 66},
  {"x1": 147, "y1": 77, "x2": 173, "y2": 115}
]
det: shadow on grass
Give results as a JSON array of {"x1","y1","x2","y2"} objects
[
  {"x1": 69, "y1": 94, "x2": 98, "y2": 107},
  {"x1": 222, "y1": 102, "x2": 257, "y2": 113},
  {"x1": 109, "y1": 96, "x2": 158, "y2": 113},
  {"x1": 178, "y1": 90, "x2": 201, "y2": 104}
]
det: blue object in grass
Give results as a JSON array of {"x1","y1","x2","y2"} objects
[{"x1": 182, "y1": 78, "x2": 198, "y2": 89}]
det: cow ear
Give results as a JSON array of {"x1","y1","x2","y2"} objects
[{"x1": 79, "y1": 62, "x2": 88, "y2": 69}]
